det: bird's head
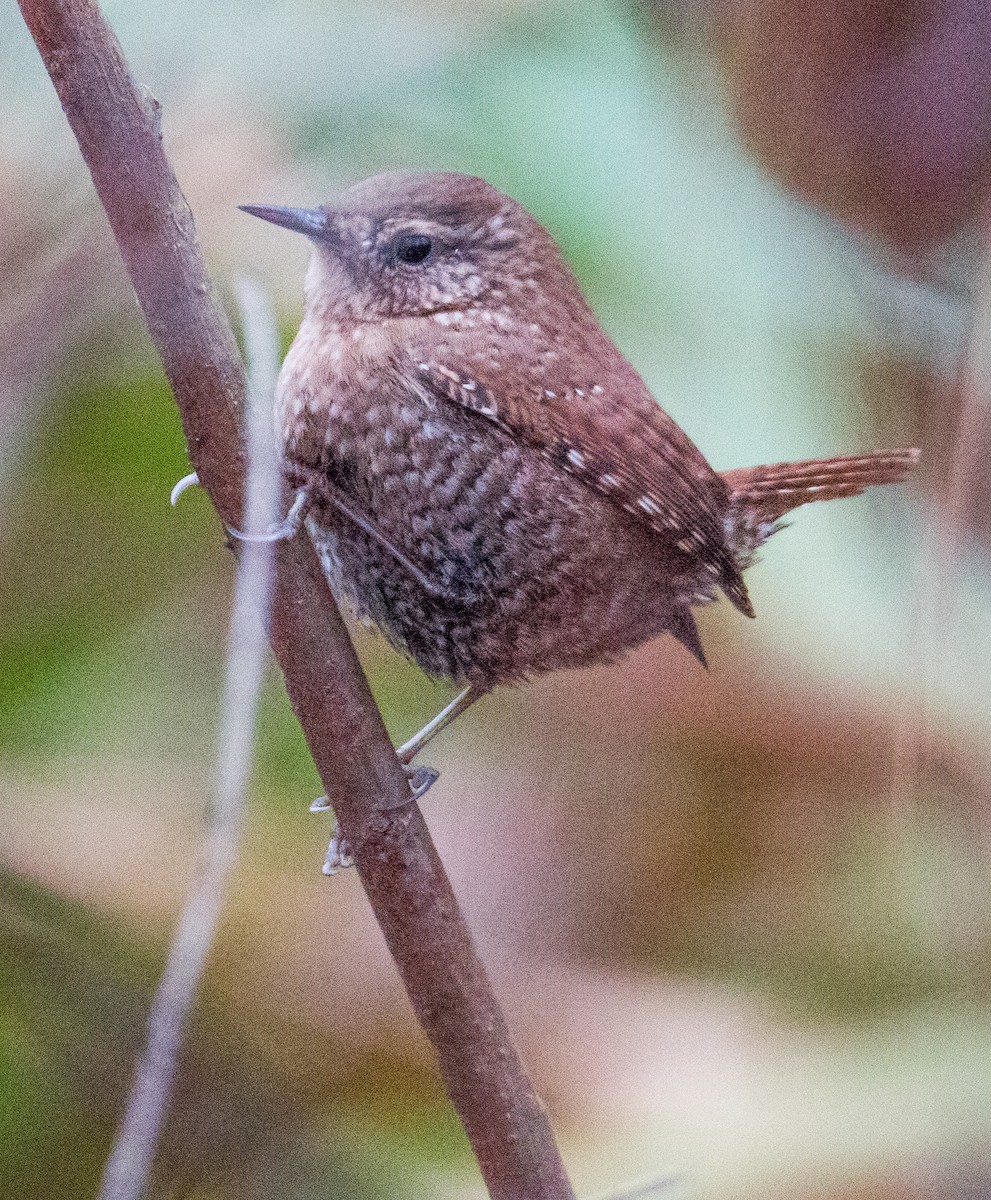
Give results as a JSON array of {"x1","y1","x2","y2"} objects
[{"x1": 241, "y1": 171, "x2": 570, "y2": 324}]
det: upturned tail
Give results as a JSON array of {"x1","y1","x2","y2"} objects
[{"x1": 720, "y1": 448, "x2": 920, "y2": 564}]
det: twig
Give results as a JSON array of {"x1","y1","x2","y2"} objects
[
  {"x1": 889, "y1": 242, "x2": 991, "y2": 819},
  {"x1": 17, "y1": 2, "x2": 576, "y2": 1197},
  {"x1": 96, "y1": 280, "x2": 281, "y2": 1200},
  {"x1": 596, "y1": 1177, "x2": 681, "y2": 1200}
]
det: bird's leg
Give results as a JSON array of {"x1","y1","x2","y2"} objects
[
  {"x1": 179, "y1": 472, "x2": 482, "y2": 822},
  {"x1": 302, "y1": 483, "x2": 482, "y2": 790},
  {"x1": 392, "y1": 686, "x2": 483, "y2": 806},
  {"x1": 396, "y1": 685, "x2": 483, "y2": 766}
]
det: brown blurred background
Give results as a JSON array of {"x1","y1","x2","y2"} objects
[{"x1": 1, "y1": 1, "x2": 990, "y2": 1197}]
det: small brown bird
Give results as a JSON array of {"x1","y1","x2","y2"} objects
[{"x1": 242, "y1": 172, "x2": 918, "y2": 765}]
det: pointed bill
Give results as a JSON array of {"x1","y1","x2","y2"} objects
[{"x1": 238, "y1": 205, "x2": 328, "y2": 237}]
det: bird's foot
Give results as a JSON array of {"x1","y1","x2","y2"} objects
[
  {"x1": 322, "y1": 822, "x2": 354, "y2": 876},
  {"x1": 310, "y1": 763, "x2": 437, "y2": 872},
  {"x1": 309, "y1": 796, "x2": 355, "y2": 875},
  {"x1": 226, "y1": 486, "x2": 310, "y2": 544},
  {"x1": 170, "y1": 473, "x2": 311, "y2": 544},
  {"x1": 405, "y1": 762, "x2": 440, "y2": 799}
]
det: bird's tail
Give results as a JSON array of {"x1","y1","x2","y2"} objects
[{"x1": 720, "y1": 448, "x2": 920, "y2": 563}]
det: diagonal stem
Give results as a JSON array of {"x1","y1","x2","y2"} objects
[
  {"x1": 16, "y1": 1, "x2": 576, "y2": 1197},
  {"x1": 95, "y1": 280, "x2": 280, "y2": 1200}
]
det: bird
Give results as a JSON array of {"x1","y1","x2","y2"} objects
[{"x1": 240, "y1": 171, "x2": 919, "y2": 769}]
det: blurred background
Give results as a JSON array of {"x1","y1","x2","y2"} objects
[{"x1": 2, "y1": 0, "x2": 990, "y2": 1196}]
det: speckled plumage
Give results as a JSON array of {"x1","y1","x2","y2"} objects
[{"x1": 252, "y1": 172, "x2": 918, "y2": 687}]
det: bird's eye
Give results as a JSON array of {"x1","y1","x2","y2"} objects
[{"x1": 393, "y1": 232, "x2": 433, "y2": 265}]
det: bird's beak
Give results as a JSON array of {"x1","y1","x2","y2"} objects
[{"x1": 238, "y1": 204, "x2": 329, "y2": 238}]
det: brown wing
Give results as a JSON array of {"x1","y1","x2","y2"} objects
[{"x1": 401, "y1": 341, "x2": 752, "y2": 616}]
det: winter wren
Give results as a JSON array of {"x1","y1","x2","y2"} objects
[{"x1": 241, "y1": 172, "x2": 918, "y2": 754}]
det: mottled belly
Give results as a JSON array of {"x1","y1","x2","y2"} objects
[{"x1": 297, "y1": 404, "x2": 708, "y2": 687}]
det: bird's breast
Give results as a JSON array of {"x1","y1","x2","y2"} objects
[{"x1": 275, "y1": 316, "x2": 395, "y2": 468}]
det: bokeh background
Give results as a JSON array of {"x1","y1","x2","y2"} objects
[{"x1": 2, "y1": 1, "x2": 990, "y2": 1197}]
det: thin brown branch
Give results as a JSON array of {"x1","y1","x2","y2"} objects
[{"x1": 16, "y1": 1, "x2": 576, "y2": 1197}]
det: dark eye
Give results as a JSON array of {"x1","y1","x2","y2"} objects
[{"x1": 393, "y1": 232, "x2": 433, "y2": 265}]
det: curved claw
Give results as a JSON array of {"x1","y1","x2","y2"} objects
[
  {"x1": 170, "y1": 472, "x2": 200, "y2": 507},
  {"x1": 406, "y1": 764, "x2": 440, "y2": 799},
  {"x1": 322, "y1": 822, "x2": 355, "y2": 875},
  {"x1": 227, "y1": 487, "x2": 311, "y2": 544},
  {"x1": 311, "y1": 765, "x2": 438, "y2": 872},
  {"x1": 315, "y1": 762, "x2": 439, "y2": 814}
]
